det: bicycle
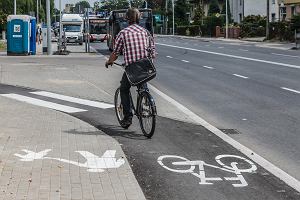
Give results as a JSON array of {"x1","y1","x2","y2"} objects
[{"x1": 113, "y1": 63, "x2": 157, "y2": 138}]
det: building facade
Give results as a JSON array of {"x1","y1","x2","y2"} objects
[
  {"x1": 64, "y1": 4, "x2": 74, "y2": 14},
  {"x1": 280, "y1": 0, "x2": 300, "y2": 20},
  {"x1": 244, "y1": 0, "x2": 279, "y2": 21}
]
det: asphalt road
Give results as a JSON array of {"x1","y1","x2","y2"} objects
[
  {"x1": 1, "y1": 83, "x2": 299, "y2": 200},
  {"x1": 1, "y1": 38, "x2": 299, "y2": 199},
  {"x1": 91, "y1": 37, "x2": 300, "y2": 183}
]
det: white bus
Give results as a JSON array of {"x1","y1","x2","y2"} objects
[
  {"x1": 62, "y1": 14, "x2": 84, "y2": 45},
  {"x1": 88, "y1": 15, "x2": 108, "y2": 43}
]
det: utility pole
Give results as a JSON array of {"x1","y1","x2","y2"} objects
[
  {"x1": 59, "y1": 0, "x2": 63, "y2": 52},
  {"x1": 46, "y1": 0, "x2": 52, "y2": 55},
  {"x1": 226, "y1": 0, "x2": 228, "y2": 39},
  {"x1": 14, "y1": 0, "x2": 16, "y2": 15},
  {"x1": 36, "y1": 0, "x2": 39, "y2": 24},
  {"x1": 172, "y1": 0, "x2": 174, "y2": 35},
  {"x1": 165, "y1": 0, "x2": 168, "y2": 34},
  {"x1": 266, "y1": 0, "x2": 270, "y2": 40}
]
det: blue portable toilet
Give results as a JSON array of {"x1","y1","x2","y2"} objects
[
  {"x1": 7, "y1": 15, "x2": 30, "y2": 55},
  {"x1": 30, "y1": 17, "x2": 36, "y2": 55}
]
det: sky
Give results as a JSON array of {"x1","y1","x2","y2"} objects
[{"x1": 54, "y1": 0, "x2": 99, "y2": 9}]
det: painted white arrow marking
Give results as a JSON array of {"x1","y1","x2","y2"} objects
[{"x1": 14, "y1": 149, "x2": 125, "y2": 172}]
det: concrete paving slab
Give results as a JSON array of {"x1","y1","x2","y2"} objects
[{"x1": 0, "y1": 94, "x2": 146, "y2": 200}]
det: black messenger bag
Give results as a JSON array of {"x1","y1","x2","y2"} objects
[{"x1": 124, "y1": 32, "x2": 156, "y2": 86}]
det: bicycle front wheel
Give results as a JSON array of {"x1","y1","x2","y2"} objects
[
  {"x1": 138, "y1": 92, "x2": 156, "y2": 138},
  {"x1": 114, "y1": 87, "x2": 130, "y2": 129}
]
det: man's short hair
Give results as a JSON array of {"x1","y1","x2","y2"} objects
[{"x1": 126, "y1": 8, "x2": 140, "y2": 24}]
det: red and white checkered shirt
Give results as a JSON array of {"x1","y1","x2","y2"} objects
[{"x1": 113, "y1": 24, "x2": 156, "y2": 66}]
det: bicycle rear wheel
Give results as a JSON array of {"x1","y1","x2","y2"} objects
[
  {"x1": 138, "y1": 92, "x2": 156, "y2": 138},
  {"x1": 114, "y1": 88, "x2": 130, "y2": 129}
]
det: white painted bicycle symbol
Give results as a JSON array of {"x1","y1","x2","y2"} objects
[{"x1": 157, "y1": 154, "x2": 257, "y2": 187}]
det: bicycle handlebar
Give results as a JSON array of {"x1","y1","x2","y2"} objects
[{"x1": 113, "y1": 62, "x2": 125, "y2": 67}]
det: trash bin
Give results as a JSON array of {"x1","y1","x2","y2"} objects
[
  {"x1": 30, "y1": 17, "x2": 36, "y2": 55},
  {"x1": 7, "y1": 15, "x2": 30, "y2": 55}
]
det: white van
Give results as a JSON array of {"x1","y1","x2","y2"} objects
[{"x1": 62, "y1": 14, "x2": 83, "y2": 45}]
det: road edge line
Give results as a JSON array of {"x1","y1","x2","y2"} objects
[
  {"x1": 148, "y1": 84, "x2": 300, "y2": 192},
  {"x1": 156, "y1": 43, "x2": 300, "y2": 69}
]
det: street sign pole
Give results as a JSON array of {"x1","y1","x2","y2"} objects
[
  {"x1": 14, "y1": 0, "x2": 16, "y2": 15},
  {"x1": 46, "y1": 0, "x2": 52, "y2": 55},
  {"x1": 36, "y1": 0, "x2": 39, "y2": 24},
  {"x1": 266, "y1": 0, "x2": 270, "y2": 40},
  {"x1": 59, "y1": 0, "x2": 62, "y2": 52},
  {"x1": 87, "y1": 10, "x2": 90, "y2": 53},
  {"x1": 226, "y1": 0, "x2": 228, "y2": 39},
  {"x1": 172, "y1": 0, "x2": 174, "y2": 35}
]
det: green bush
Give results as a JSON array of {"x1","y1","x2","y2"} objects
[
  {"x1": 291, "y1": 14, "x2": 300, "y2": 30},
  {"x1": 240, "y1": 15, "x2": 266, "y2": 38},
  {"x1": 200, "y1": 15, "x2": 222, "y2": 36},
  {"x1": 269, "y1": 21, "x2": 294, "y2": 41},
  {"x1": 176, "y1": 25, "x2": 201, "y2": 36},
  {"x1": 0, "y1": 40, "x2": 6, "y2": 51}
]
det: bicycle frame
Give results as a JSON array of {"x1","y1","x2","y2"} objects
[{"x1": 129, "y1": 83, "x2": 156, "y2": 117}]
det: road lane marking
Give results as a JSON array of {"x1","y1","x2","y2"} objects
[
  {"x1": 239, "y1": 49, "x2": 249, "y2": 52},
  {"x1": 30, "y1": 91, "x2": 114, "y2": 109},
  {"x1": 156, "y1": 43, "x2": 300, "y2": 69},
  {"x1": 233, "y1": 74, "x2": 249, "y2": 79},
  {"x1": 166, "y1": 56, "x2": 173, "y2": 58},
  {"x1": 271, "y1": 53, "x2": 300, "y2": 58},
  {"x1": 203, "y1": 66, "x2": 214, "y2": 69},
  {"x1": 158, "y1": 154, "x2": 257, "y2": 187},
  {"x1": 205, "y1": 45, "x2": 211, "y2": 47},
  {"x1": 149, "y1": 84, "x2": 300, "y2": 192},
  {"x1": 181, "y1": 60, "x2": 190, "y2": 63},
  {"x1": 281, "y1": 87, "x2": 300, "y2": 94},
  {"x1": 0, "y1": 94, "x2": 87, "y2": 113}
]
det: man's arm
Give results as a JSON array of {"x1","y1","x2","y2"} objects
[
  {"x1": 105, "y1": 53, "x2": 118, "y2": 68},
  {"x1": 105, "y1": 32, "x2": 124, "y2": 68}
]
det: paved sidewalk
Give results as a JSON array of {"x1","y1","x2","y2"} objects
[{"x1": 0, "y1": 95, "x2": 146, "y2": 200}]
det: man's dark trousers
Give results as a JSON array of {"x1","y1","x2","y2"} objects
[{"x1": 120, "y1": 72, "x2": 133, "y2": 118}]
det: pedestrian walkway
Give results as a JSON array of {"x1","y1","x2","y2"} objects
[{"x1": 0, "y1": 91, "x2": 146, "y2": 200}]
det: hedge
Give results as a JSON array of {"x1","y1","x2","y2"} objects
[{"x1": 176, "y1": 25, "x2": 201, "y2": 36}]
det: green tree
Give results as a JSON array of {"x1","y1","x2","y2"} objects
[
  {"x1": 174, "y1": 0, "x2": 190, "y2": 25},
  {"x1": 101, "y1": 0, "x2": 129, "y2": 11},
  {"x1": 221, "y1": 1, "x2": 232, "y2": 24},
  {"x1": 208, "y1": 0, "x2": 220, "y2": 16},
  {"x1": 74, "y1": 1, "x2": 91, "y2": 14},
  {"x1": 193, "y1": 4, "x2": 204, "y2": 25},
  {"x1": 131, "y1": 0, "x2": 144, "y2": 8}
]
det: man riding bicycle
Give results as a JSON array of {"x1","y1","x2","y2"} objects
[{"x1": 105, "y1": 8, "x2": 156, "y2": 127}]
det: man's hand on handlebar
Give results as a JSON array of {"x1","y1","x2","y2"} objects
[{"x1": 105, "y1": 60, "x2": 113, "y2": 68}]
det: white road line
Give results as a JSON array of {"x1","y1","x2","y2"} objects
[
  {"x1": 166, "y1": 56, "x2": 173, "y2": 58},
  {"x1": 233, "y1": 74, "x2": 249, "y2": 79},
  {"x1": 271, "y1": 53, "x2": 300, "y2": 58},
  {"x1": 239, "y1": 49, "x2": 249, "y2": 52},
  {"x1": 0, "y1": 94, "x2": 87, "y2": 113},
  {"x1": 181, "y1": 60, "x2": 190, "y2": 63},
  {"x1": 30, "y1": 91, "x2": 114, "y2": 109},
  {"x1": 148, "y1": 84, "x2": 300, "y2": 192},
  {"x1": 205, "y1": 45, "x2": 211, "y2": 47},
  {"x1": 202, "y1": 66, "x2": 214, "y2": 69},
  {"x1": 281, "y1": 87, "x2": 300, "y2": 94},
  {"x1": 156, "y1": 43, "x2": 300, "y2": 69}
]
